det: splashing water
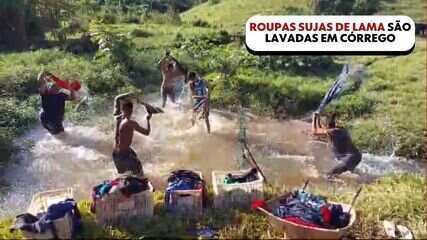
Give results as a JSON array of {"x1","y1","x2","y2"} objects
[{"x1": 0, "y1": 95, "x2": 422, "y2": 217}]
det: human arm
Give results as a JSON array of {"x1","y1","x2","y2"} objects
[
  {"x1": 312, "y1": 112, "x2": 328, "y2": 136},
  {"x1": 133, "y1": 114, "x2": 151, "y2": 136}
]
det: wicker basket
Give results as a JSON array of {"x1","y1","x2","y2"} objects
[
  {"x1": 212, "y1": 169, "x2": 264, "y2": 209},
  {"x1": 257, "y1": 193, "x2": 356, "y2": 239},
  {"x1": 165, "y1": 171, "x2": 204, "y2": 216},
  {"x1": 95, "y1": 181, "x2": 154, "y2": 226},
  {"x1": 22, "y1": 188, "x2": 74, "y2": 240}
]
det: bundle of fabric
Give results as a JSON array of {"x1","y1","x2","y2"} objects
[
  {"x1": 273, "y1": 190, "x2": 350, "y2": 229},
  {"x1": 224, "y1": 168, "x2": 259, "y2": 184},
  {"x1": 10, "y1": 199, "x2": 82, "y2": 238},
  {"x1": 165, "y1": 170, "x2": 207, "y2": 209},
  {"x1": 90, "y1": 176, "x2": 150, "y2": 213}
]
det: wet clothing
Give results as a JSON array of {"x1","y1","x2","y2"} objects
[
  {"x1": 112, "y1": 148, "x2": 143, "y2": 176},
  {"x1": 191, "y1": 79, "x2": 209, "y2": 116},
  {"x1": 328, "y1": 128, "x2": 361, "y2": 175},
  {"x1": 39, "y1": 93, "x2": 67, "y2": 134},
  {"x1": 274, "y1": 190, "x2": 350, "y2": 229}
]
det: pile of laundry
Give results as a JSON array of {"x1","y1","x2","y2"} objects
[
  {"x1": 90, "y1": 176, "x2": 150, "y2": 213},
  {"x1": 165, "y1": 170, "x2": 207, "y2": 209},
  {"x1": 273, "y1": 190, "x2": 351, "y2": 229},
  {"x1": 224, "y1": 168, "x2": 259, "y2": 184},
  {"x1": 10, "y1": 198, "x2": 82, "y2": 238}
]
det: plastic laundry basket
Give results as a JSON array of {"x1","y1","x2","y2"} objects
[
  {"x1": 212, "y1": 169, "x2": 264, "y2": 209},
  {"x1": 95, "y1": 181, "x2": 154, "y2": 226},
  {"x1": 165, "y1": 171, "x2": 204, "y2": 217},
  {"x1": 22, "y1": 188, "x2": 74, "y2": 240}
]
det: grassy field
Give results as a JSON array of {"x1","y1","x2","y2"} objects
[
  {"x1": 182, "y1": 0, "x2": 312, "y2": 33},
  {"x1": 0, "y1": 174, "x2": 424, "y2": 239}
]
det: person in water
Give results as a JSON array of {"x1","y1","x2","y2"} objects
[
  {"x1": 113, "y1": 93, "x2": 152, "y2": 176},
  {"x1": 312, "y1": 112, "x2": 362, "y2": 178},
  {"x1": 158, "y1": 51, "x2": 187, "y2": 108},
  {"x1": 188, "y1": 71, "x2": 210, "y2": 134},
  {"x1": 38, "y1": 71, "x2": 81, "y2": 134}
]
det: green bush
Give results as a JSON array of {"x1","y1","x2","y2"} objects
[
  {"x1": 128, "y1": 29, "x2": 153, "y2": 38},
  {"x1": 326, "y1": 93, "x2": 376, "y2": 120}
]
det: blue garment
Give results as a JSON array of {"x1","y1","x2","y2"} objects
[
  {"x1": 274, "y1": 199, "x2": 324, "y2": 225},
  {"x1": 193, "y1": 79, "x2": 206, "y2": 97},
  {"x1": 13, "y1": 199, "x2": 81, "y2": 237},
  {"x1": 165, "y1": 170, "x2": 205, "y2": 211}
]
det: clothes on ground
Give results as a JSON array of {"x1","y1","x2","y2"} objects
[
  {"x1": 112, "y1": 148, "x2": 143, "y2": 176},
  {"x1": 90, "y1": 176, "x2": 150, "y2": 213},
  {"x1": 39, "y1": 93, "x2": 67, "y2": 134},
  {"x1": 11, "y1": 199, "x2": 81, "y2": 238},
  {"x1": 273, "y1": 190, "x2": 350, "y2": 229},
  {"x1": 224, "y1": 168, "x2": 258, "y2": 184},
  {"x1": 328, "y1": 128, "x2": 362, "y2": 175},
  {"x1": 165, "y1": 170, "x2": 207, "y2": 210}
]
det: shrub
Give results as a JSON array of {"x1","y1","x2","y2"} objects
[
  {"x1": 192, "y1": 19, "x2": 210, "y2": 28},
  {"x1": 128, "y1": 29, "x2": 153, "y2": 38}
]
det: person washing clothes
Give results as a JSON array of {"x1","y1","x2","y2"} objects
[
  {"x1": 112, "y1": 93, "x2": 152, "y2": 176},
  {"x1": 188, "y1": 71, "x2": 210, "y2": 134},
  {"x1": 158, "y1": 50, "x2": 187, "y2": 108},
  {"x1": 38, "y1": 71, "x2": 82, "y2": 135},
  {"x1": 312, "y1": 112, "x2": 362, "y2": 178}
]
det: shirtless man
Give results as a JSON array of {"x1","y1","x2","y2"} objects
[
  {"x1": 188, "y1": 71, "x2": 210, "y2": 134},
  {"x1": 112, "y1": 93, "x2": 152, "y2": 176},
  {"x1": 38, "y1": 71, "x2": 81, "y2": 134},
  {"x1": 158, "y1": 51, "x2": 187, "y2": 108},
  {"x1": 312, "y1": 112, "x2": 362, "y2": 178}
]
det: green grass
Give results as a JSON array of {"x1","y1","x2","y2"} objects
[
  {"x1": 181, "y1": 0, "x2": 312, "y2": 33},
  {"x1": 0, "y1": 174, "x2": 424, "y2": 239},
  {"x1": 102, "y1": 23, "x2": 214, "y2": 49},
  {"x1": 378, "y1": 0, "x2": 426, "y2": 22}
]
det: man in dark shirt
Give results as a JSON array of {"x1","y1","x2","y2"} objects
[
  {"x1": 312, "y1": 112, "x2": 362, "y2": 178},
  {"x1": 38, "y1": 71, "x2": 80, "y2": 134}
]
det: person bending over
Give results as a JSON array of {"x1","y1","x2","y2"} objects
[
  {"x1": 312, "y1": 112, "x2": 362, "y2": 178},
  {"x1": 38, "y1": 71, "x2": 81, "y2": 134},
  {"x1": 112, "y1": 93, "x2": 152, "y2": 176}
]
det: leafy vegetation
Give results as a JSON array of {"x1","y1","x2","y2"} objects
[{"x1": 0, "y1": 174, "x2": 424, "y2": 239}]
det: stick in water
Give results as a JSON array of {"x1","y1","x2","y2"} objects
[
  {"x1": 242, "y1": 142, "x2": 268, "y2": 184},
  {"x1": 348, "y1": 186, "x2": 363, "y2": 214}
]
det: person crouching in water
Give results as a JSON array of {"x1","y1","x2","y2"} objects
[
  {"x1": 38, "y1": 71, "x2": 81, "y2": 135},
  {"x1": 188, "y1": 72, "x2": 210, "y2": 134},
  {"x1": 113, "y1": 93, "x2": 152, "y2": 176},
  {"x1": 312, "y1": 112, "x2": 362, "y2": 178}
]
